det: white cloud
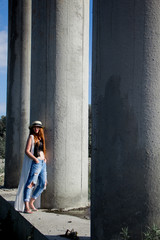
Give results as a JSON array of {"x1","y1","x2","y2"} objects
[
  {"x1": 0, "y1": 102, "x2": 6, "y2": 117},
  {"x1": 0, "y1": 30, "x2": 7, "y2": 69}
]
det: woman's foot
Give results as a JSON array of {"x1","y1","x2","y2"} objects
[
  {"x1": 24, "y1": 208, "x2": 32, "y2": 214},
  {"x1": 30, "y1": 205, "x2": 38, "y2": 211},
  {"x1": 29, "y1": 198, "x2": 38, "y2": 211},
  {"x1": 24, "y1": 201, "x2": 33, "y2": 214}
]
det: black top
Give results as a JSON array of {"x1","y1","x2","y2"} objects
[{"x1": 34, "y1": 139, "x2": 43, "y2": 157}]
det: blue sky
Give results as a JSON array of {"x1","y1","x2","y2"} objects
[
  {"x1": 0, "y1": 0, "x2": 92, "y2": 117},
  {"x1": 0, "y1": 0, "x2": 8, "y2": 117}
]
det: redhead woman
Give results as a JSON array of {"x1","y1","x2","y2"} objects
[{"x1": 14, "y1": 121, "x2": 47, "y2": 213}]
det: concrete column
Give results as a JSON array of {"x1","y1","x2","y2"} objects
[
  {"x1": 5, "y1": 0, "x2": 31, "y2": 187},
  {"x1": 31, "y1": 0, "x2": 89, "y2": 209},
  {"x1": 92, "y1": 0, "x2": 160, "y2": 239}
]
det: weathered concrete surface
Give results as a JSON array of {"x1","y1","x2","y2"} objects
[
  {"x1": 92, "y1": 0, "x2": 160, "y2": 239},
  {"x1": 0, "y1": 189, "x2": 90, "y2": 240},
  {"x1": 0, "y1": 192, "x2": 47, "y2": 240},
  {"x1": 5, "y1": 0, "x2": 31, "y2": 187},
  {"x1": 31, "y1": 0, "x2": 89, "y2": 209}
]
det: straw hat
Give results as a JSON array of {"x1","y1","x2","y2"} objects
[{"x1": 29, "y1": 121, "x2": 43, "y2": 129}]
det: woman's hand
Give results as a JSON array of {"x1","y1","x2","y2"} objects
[
  {"x1": 44, "y1": 158, "x2": 47, "y2": 163},
  {"x1": 34, "y1": 158, "x2": 39, "y2": 164}
]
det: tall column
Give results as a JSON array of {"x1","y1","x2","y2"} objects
[
  {"x1": 5, "y1": 0, "x2": 31, "y2": 187},
  {"x1": 92, "y1": 0, "x2": 160, "y2": 239},
  {"x1": 31, "y1": 0, "x2": 89, "y2": 209}
]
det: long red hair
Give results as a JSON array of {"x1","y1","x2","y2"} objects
[{"x1": 30, "y1": 127, "x2": 46, "y2": 156}]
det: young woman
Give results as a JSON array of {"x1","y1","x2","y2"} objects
[{"x1": 14, "y1": 121, "x2": 47, "y2": 213}]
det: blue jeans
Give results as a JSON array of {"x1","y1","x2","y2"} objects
[{"x1": 24, "y1": 159, "x2": 47, "y2": 202}]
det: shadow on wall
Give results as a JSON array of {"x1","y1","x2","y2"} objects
[{"x1": 92, "y1": 75, "x2": 148, "y2": 238}]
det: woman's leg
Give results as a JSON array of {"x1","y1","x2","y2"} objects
[
  {"x1": 24, "y1": 201, "x2": 32, "y2": 213},
  {"x1": 24, "y1": 161, "x2": 41, "y2": 211},
  {"x1": 29, "y1": 197, "x2": 38, "y2": 211},
  {"x1": 30, "y1": 161, "x2": 47, "y2": 208}
]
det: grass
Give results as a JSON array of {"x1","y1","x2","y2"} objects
[
  {"x1": 143, "y1": 224, "x2": 160, "y2": 240},
  {"x1": 114, "y1": 225, "x2": 160, "y2": 240}
]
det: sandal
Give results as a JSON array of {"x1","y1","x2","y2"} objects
[
  {"x1": 30, "y1": 207, "x2": 38, "y2": 211},
  {"x1": 24, "y1": 209, "x2": 33, "y2": 214},
  {"x1": 29, "y1": 203, "x2": 38, "y2": 211}
]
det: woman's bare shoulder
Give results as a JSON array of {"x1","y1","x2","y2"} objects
[{"x1": 26, "y1": 135, "x2": 33, "y2": 143}]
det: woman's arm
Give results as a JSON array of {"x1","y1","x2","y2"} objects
[{"x1": 25, "y1": 135, "x2": 39, "y2": 163}]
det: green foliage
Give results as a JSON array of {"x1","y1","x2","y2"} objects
[
  {"x1": 117, "y1": 225, "x2": 160, "y2": 240},
  {"x1": 143, "y1": 224, "x2": 160, "y2": 240},
  {"x1": 0, "y1": 115, "x2": 6, "y2": 138},
  {"x1": 0, "y1": 115, "x2": 6, "y2": 158},
  {"x1": 88, "y1": 104, "x2": 91, "y2": 157},
  {"x1": 120, "y1": 227, "x2": 130, "y2": 240}
]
